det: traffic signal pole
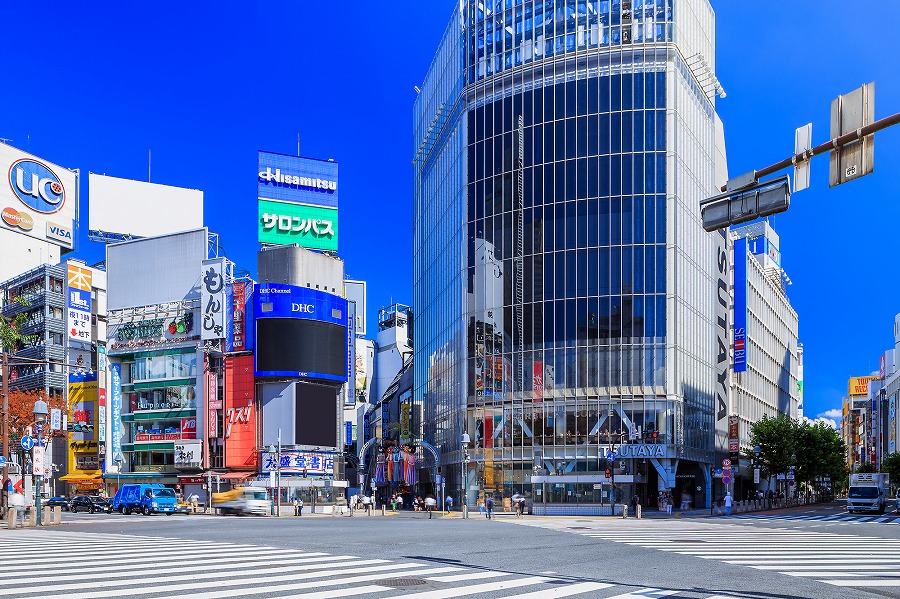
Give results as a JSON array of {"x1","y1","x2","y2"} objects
[{"x1": 1, "y1": 352, "x2": 8, "y2": 519}]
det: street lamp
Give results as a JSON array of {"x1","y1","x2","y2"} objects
[
  {"x1": 114, "y1": 456, "x2": 124, "y2": 493},
  {"x1": 32, "y1": 398, "x2": 48, "y2": 527},
  {"x1": 461, "y1": 433, "x2": 470, "y2": 519}
]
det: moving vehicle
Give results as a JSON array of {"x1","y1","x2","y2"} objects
[
  {"x1": 43, "y1": 497, "x2": 72, "y2": 511},
  {"x1": 113, "y1": 483, "x2": 177, "y2": 515},
  {"x1": 212, "y1": 486, "x2": 270, "y2": 516},
  {"x1": 70, "y1": 495, "x2": 113, "y2": 514},
  {"x1": 848, "y1": 473, "x2": 890, "y2": 514}
]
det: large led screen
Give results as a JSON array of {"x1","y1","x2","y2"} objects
[
  {"x1": 255, "y1": 318, "x2": 346, "y2": 380},
  {"x1": 295, "y1": 383, "x2": 338, "y2": 448}
]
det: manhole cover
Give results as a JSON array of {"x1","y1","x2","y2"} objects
[
  {"x1": 375, "y1": 578, "x2": 429, "y2": 587},
  {"x1": 670, "y1": 539, "x2": 706, "y2": 543}
]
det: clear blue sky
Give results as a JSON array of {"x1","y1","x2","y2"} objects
[{"x1": 1, "y1": 2, "x2": 896, "y2": 424}]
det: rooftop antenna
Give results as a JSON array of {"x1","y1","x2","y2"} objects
[
  {"x1": 148, "y1": 149, "x2": 152, "y2": 182},
  {"x1": 297, "y1": 134, "x2": 301, "y2": 157}
]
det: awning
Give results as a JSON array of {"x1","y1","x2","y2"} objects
[
  {"x1": 215, "y1": 472, "x2": 255, "y2": 482},
  {"x1": 101, "y1": 472, "x2": 166, "y2": 479},
  {"x1": 59, "y1": 474, "x2": 102, "y2": 482}
]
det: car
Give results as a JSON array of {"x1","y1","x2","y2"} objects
[
  {"x1": 43, "y1": 497, "x2": 72, "y2": 511},
  {"x1": 70, "y1": 495, "x2": 113, "y2": 514}
]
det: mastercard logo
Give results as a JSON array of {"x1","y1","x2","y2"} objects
[{"x1": 1, "y1": 206, "x2": 35, "y2": 231}]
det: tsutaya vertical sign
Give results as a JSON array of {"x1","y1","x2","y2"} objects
[
  {"x1": 201, "y1": 258, "x2": 226, "y2": 340},
  {"x1": 713, "y1": 227, "x2": 730, "y2": 456},
  {"x1": 67, "y1": 263, "x2": 92, "y2": 342}
]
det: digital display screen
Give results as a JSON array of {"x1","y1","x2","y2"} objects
[
  {"x1": 295, "y1": 383, "x2": 338, "y2": 447},
  {"x1": 256, "y1": 318, "x2": 347, "y2": 379}
]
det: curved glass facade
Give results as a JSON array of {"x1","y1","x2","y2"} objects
[{"x1": 415, "y1": 0, "x2": 724, "y2": 511}]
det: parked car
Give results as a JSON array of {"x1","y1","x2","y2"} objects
[
  {"x1": 70, "y1": 495, "x2": 113, "y2": 514},
  {"x1": 43, "y1": 497, "x2": 72, "y2": 511}
]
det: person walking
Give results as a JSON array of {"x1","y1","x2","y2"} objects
[
  {"x1": 444, "y1": 495, "x2": 453, "y2": 514},
  {"x1": 630, "y1": 493, "x2": 639, "y2": 517},
  {"x1": 723, "y1": 491, "x2": 733, "y2": 517},
  {"x1": 665, "y1": 492, "x2": 673, "y2": 515},
  {"x1": 9, "y1": 491, "x2": 25, "y2": 527},
  {"x1": 485, "y1": 495, "x2": 494, "y2": 519},
  {"x1": 297, "y1": 497, "x2": 304, "y2": 516},
  {"x1": 425, "y1": 495, "x2": 436, "y2": 519},
  {"x1": 292, "y1": 497, "x2": 300, "y2": 516}
]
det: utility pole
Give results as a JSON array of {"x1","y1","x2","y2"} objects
[{"x1": 1, "y1": 352, "x2": 8, "y2": 519}]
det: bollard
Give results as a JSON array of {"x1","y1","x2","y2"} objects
[
  {"x1": 6, "y1": 508, "x2": 14, "y2": 529},
  {"x1": 636, "y1": 504, "x2": 642, "y2": 519},
  {"x1": 28, "y1": 509, "x2": 36, "y2": 527},
  {"x1": 381, "y1": 504, "x2": 386, "y2": 516},
  {"x1": 53, "y1": 506, "x2": 62, "y2": 525},
  {"x1": 620, "y1": 503, "x2": 626, "y2": 519}
]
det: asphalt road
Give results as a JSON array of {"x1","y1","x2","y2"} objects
[{"x1": 2, "y1": 503, "x2": 899, "y2": 599}]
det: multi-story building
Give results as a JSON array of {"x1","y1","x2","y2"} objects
[
  {"x1": 843, "y1": 375, "x2": 880, "y2": 469},
  {"x1": 414, "y1": 0, "x2": 730, "y2": 513},
  {"x1": 728, "y1": 222, "x2": 801, "y2": 494}
]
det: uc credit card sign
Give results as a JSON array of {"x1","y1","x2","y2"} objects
[{"x1": 254, "y1": 283, "x2": 346, "y2": 324}]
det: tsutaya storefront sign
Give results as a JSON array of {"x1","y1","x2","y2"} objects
[{"x1": 615, "y1": 444, "x2": 669, "y2": 459}]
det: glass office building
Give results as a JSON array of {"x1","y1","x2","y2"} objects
[{"x1": 414, "y1": 0, "x2": 728, "y2": 512}]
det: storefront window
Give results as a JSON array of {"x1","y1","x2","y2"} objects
[
  {"x1": 128, "y1": 385, "x2": 197, "y2": 412},
  {"x1": 131, "y1": 351, "x2": 197, "y2": 381}
]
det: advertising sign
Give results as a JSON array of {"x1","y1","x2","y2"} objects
[
  {"x1": 261, "y1": 451, "x2": 335, "y2": 475},
  {"x1": 110, "y1": 363, "x2": 123, "y2": 462},
  {"x1": 32, "y1": 446, "x2": 45, "y2": 475},
  {"x1": 174, "y1": 441, "x2": 203, "y2": 468},
  {"x1": 0, "y1": 142, "x2": 77, "y2": 249},
  {"x1": 849, "y1": 376, "x2": 879, "y2": 397},
  {"x1": 255, "y1": 283, "x2": 347, "y2": 325},
  {"x1": 201, "y1": 258, "x2": 226, "y2": 340},
  {"x1": 729, "y1": 415, "x2": 740, "y2": 454},
  {"x1": 68, "y1": 372, "x2": 100, "y2": 476},
  {"x1": 890, "y1": 393, "x2": 896, "y2": 454},
  {"x1": 108, "y1": 309, "x2": 198, "y2": 353},
  {"x1": 231, "y1": 281, "x2": 247, "y2": 351},
  {"x1": 180, "y1": 417, "x2": 197, "y2": 439},
  {"x1": 258, "y1": 199, "x2": 338, "y2": 250},
  {"x1": 733, "y1": 238, "x2": 748, "y2": 373},
  {"x1": 67, "y1": 264, "x2": 93, "y2": 343},
  {"x1": 98, "y1": 389, "x2": 106, "y2": 444},
  {"x1": 258, "y1": 151, "x2": 338, "y2": 206}
]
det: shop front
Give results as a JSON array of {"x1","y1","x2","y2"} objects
[{"x1": 529, "y1": 474, "x2": 638, "y2": 515}]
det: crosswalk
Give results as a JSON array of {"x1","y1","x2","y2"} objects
[
  {"x1": 733, "y1": 512, "x2": 900, "y2": 525},
  {"x1": 0, "y1": 530, "x2": 743, "y2": 599},
  {"x1": 507, "y1": 518, "x2": 900, "y2": 590}
]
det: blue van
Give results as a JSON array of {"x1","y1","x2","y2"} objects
[{"x1": 113, "y1": 484, "x2": 177, "y2": 515}]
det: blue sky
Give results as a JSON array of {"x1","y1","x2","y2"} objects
[{"x1": 1, "y1": 2, "x2": 896, "y2": 424}]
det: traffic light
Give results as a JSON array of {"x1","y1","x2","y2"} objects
[{"x1": 604, "y1": 468, "x2": 611, "y2": 479}]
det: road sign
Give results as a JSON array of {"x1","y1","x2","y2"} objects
[
  {"x1": 32, "y1": 446, "x2": 45, "y2": 475},
  {"x1": 754, "y1": 468, "x2": 760, "y2": 484},
  {"x1": 606, "y1": 452, "x2": 616, "y2": 462},
  {"x1": 830, "y1": 82, "x2": 875, "y2": 187},
  {"x1": 0, "y1": 456, "x2": 5, "y2": 465},
  {"x1": 794, "y1": 123, "x2": 812, "y2": 191},
  {"x1": 20, "y1": 436, "x2": 34, "y2": 451},
  {"x1": 722, "y1": 459, "x2": 732, "y2": 467},
  {"x1": 723, "y1": 476, "x2": 731, "y2": 485},
  {"x1": 700, "y1": 175, "x2": 791, "y2": 232}
]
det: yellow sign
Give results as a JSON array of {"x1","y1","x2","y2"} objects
[
  {"x1": 848, "y1": 376, "x2": 879, "y2": 397},
  {"x1": 67, "y1": 263, "x2": 92, "y2": 291},
  {"x1": 68, "y1": 376, "x2": 101, "y2": 477}
]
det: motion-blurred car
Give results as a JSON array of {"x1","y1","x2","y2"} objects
[
  {"x1": 43, "y1": 497, "x2": 72, "y2": 511},
  {"x1": 70, "y1": 495, "x2": 113, "y2": 514}
]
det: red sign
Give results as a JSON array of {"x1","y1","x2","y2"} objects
[
  {"x1": 164, "y1": 433, "x2": 180, "y2": 440},
  {"x1": 98, "y1": 388, "x2": 106, "y2": 407},
  {"x1": 224, "y1": 354, "x2": 257, "y2": 469},
  {"x1": 149, "y1": 433, "x2": 164, "y2": 441},
  {"x1": 135, "y1": 433, "x2": 149, "y2": 442},
  {"x1": 232, "y1": 282, "x2": 246, "y2": 351},
  {"x1": 533, "y1": 362, "x2": 543, "y2": 402},
  {"x1": 208, "y1": 409, "x2": 218, "y2": 438},
  {"x1": 207, "y1": 372, "x2": 218, "y2": 409},
  {"x1": 181, "y1": 417, "x2": 197, "y2": 438},
  {"x1": 179, "y1": 476, "x2": 205, "y2": 484},
  {"x1": 208, "y1": 400, "x2": 223, "y2": 410}
]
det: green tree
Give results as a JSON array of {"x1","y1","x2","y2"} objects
[
  {"x1": 749, "y1": 414, "x2": 797, "y2": 487},
  {"x1": 880, "y1": 453, "x2": 900, "y2": 491},
  {"x1": 0, "y1": 296, "x2": 32, "y2": 352},
  {"x1": 856, "y1": 462, "x2": 876, "y2": 473}
]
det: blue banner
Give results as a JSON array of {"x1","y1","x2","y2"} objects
[
  {"x1": 255, "y1": 283, "x2": 348, "y2": 324},
  {"x1": 346, "y1": 421, "x2": 353, "y2": 445},
  {"x1": 733, "y1": 238, "x2": 748, "y2": 373},
  {"x1": 110, "y1": 363, "x2": 123, "y2": 462}
]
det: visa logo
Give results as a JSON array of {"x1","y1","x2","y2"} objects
[{"x1": 47, "y1": 222, "x2": 73, "y2": 245}]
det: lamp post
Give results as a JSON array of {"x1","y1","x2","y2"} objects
[
  {"x1": 32, "y1": 397, "x2": 48, "y2": 527},
  {"x1": 461, "y1": 433, "x2": 470, "y2": 519},
  {"x1": 114, "y1": 456, "x2": 124, "y2": 493}
]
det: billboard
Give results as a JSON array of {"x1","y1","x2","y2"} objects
[
  {"x1": 258, "y1": 199, "x2": 338, "y2": 250},
  {"x1": 0, "y1": 142, "x2": 76, "y2": 249},
  {"x1": 67, "y1": 263, "x2": 93, "y2": 343},
  {"x1": 254, "y1": 284, "x2": 349, "y2": 381},
  {"x1": 257, "y1": 151, "x2": 338, "y2": 250},
  {"x1": 200, "y1": 258, "x2": 226, "y2": 340},
  {"x1": 733, "y1": 237, "x2": 748, "y2": 373},
  {"x1": 88, "y1": 173, "x2": 203, "y2": 238},
  {"x1": 68, "y1": 372, "x2": 100, "y2": 475},
  {"x1": 260, "y1": 381, "x2": 339, "y2": 449},
  {"x1": 849, "y1": 376, "x2": 879, "y2": 397},
  {"x1": 224, "y1": 355, "x2": 256, "y2": 469}
]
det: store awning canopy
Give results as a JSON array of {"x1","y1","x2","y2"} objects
[
  {"x1": 215, "y1": 472, "x2": 255, "y2": 482},
  {"x1": 59, "y1": 474, "x2": 102, "y2": 482},
  {"x1": 101, "y1": 472, "x2": 165, "y2": 479}
]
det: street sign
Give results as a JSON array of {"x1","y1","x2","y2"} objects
[
  {"x1": 723, "y1": 476, "x2": 731, "y2": 485},
  {"x1": 0, "y1": 456, "x2": 5, "y2": 465},
  {"x1": 722, "y1": 459, "x2": 732, "y2": 467},
  {"x1": 794, "y1": 123, "x2": 812, "y2": 191},
  {"x1": 701, "y1": 175, "x2": 791, "y2": 232},
  {"x1": 754, "y1": 468, "x2": 760, "y2": 484},
  {"x1": 32, "y1": 446, "x2": 45, "y2": 475},
  {"x1": 20, "y1": 436, "x2": 34, "y2": 451},
  {"x1": 606, "y1": 452, "x2": 616, "y2": 462},
  {"x1": 715, "y1": 468, "x2": 723, "y2": 477},
  {"x1": 830, "y1": 82, "x2": 874, "y2": 187}
]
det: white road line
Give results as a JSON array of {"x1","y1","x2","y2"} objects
[
  {"x1": 0, "y1": 547, "x2": 279, "y2": 571},
  {"x1": 379, "y1": 576, "x2": 553, "y2": 599},
  {"x1": 425, "y1": 571, "x2": 511, "y2": 583},
  {"x1": 823, "y1": 579, "x2": 900, "y2": 587},
  {"x1": 276, "y1": 586, "x2": 393, "y2": 599},
  {"x1": 596, "y1": 589, "x2": 678, "y2": 599},
  {"x1": 749, "y1": 562, "x2": 900, "y2": 568},
  {"x1": 501, "y1": 581, "x2": 616, "y2": 598}
]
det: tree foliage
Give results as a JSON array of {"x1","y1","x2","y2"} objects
[
  {"x1": 7, "y1": 388, "x2": 66, "y2": 439},
  {"x1": 880, "y1": 453, "x2": 900, "y2": 484},
  {"x1": 0, "y1": 296, "x2": 33, "y2": 352},
  {"x1": 748, "y1": 415, "x2": 846, "y2": 491}
]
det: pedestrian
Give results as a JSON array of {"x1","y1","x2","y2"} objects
[
  {"x1": 485, "y1": 495, "x2": 494, "y2": 519},
  {"x1": 189, "y1": 492, "x2": 200, "y2": 513},
  {"x1": 425, "y1": 495, "x2": 436, "y2": 518},
  {"x1": 724, "y1": 491, "x2": 733, "y2": 517},
  {"x1": 445, "y1": 495, "x2": 453, "y2": 513},
  {"x1": 297, "y1": 498, "x2": 304, "y2": 516},
  {"x1": 665, "y1": 492, "x2": 672, "y2": 515},
  {"x1": 630, "y1": 493, "x2": 639, "y2": 516},
  {"x1": 292, "y1": 497, "x2": 300, "y2": 516},
  {"x1": 10, "y1": 490, "x2": 25, "y2": 527}
]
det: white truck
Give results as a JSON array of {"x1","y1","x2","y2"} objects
[
  {"x1": 847, "y1": 473, "x2": 890, "y2": 514},
  {"x1": 212, "y1": 487, "x2": 270, "y2": 516}
]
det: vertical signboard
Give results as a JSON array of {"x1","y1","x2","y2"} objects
[
  {"x1": 110, "y1": 363, "x2": 123, "y2": 463},
  {"x1": 67, "y1": 264, "x2": 93, "y2": 343},
  {"x1": 207, "y1": 371, "x2": 218, "y2": 438},
  {"x1": 713, "y1": 229, "x2": 730, "y2": 454},
  {"x1": 69, "y1": 372, "x2": 101, "y2": 475},
  {"x1": 728, "y1": 415, "x2": 740, "y2": 457},
  {"x1": 733, "y1": 238, "x2": 748, "y2": 373},
  {"x1": 201, "y1": 258, "x2": 226, "y2": 340},
  {"x1": 231, "y1": 281, "x2": 247, "y2": 351},
  {"x1": 890, "y1": 393, "x2": 896, "y2": 454}
]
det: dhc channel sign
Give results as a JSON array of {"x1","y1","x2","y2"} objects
[{"x1": 9, "y1": 159, "x2": 65, "y2": 214}]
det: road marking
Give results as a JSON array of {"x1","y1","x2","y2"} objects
[
  {"x1": 379, "y1": 576, "x2": 553, "y2": 598},
  {"x1": 425, "y1": 571, "x2": 510, "y2": 583},
  {"x1": 600, "y1": 589, "x2": 679, "y2": 599},
  {"x1": 509, "y1": 582, "x2": 617, "y2": 598}
]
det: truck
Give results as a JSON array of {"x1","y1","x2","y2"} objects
[
  {"x1": 847, "y1": 473, "x2": 890, "y2": 514},
  {"x1": 212, "y1": 486, "x2": 270, "y2": 516},
  {"x1": 113, "y1": 484, "x2": 178, "y2": 515}
]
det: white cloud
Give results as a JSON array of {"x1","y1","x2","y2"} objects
[
  {"x1": 804, "y1": 415, "x2": 838, "y2": 430},
  {"x1": 819, "y1": 408, "x2": 842, "y2": 420}
]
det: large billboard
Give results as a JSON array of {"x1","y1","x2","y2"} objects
[
  {"x1": 258, "y1": 199, "x2": 338, "y2": 250},
  {"x1": 88, "y1": 173, "x2": 203, "y2": 238},
  {"x1": 254, "y1": 283, "x2": 349, "y2": 381},
  {"x1": 67, "y1": 263, "x2": 93, "y2": 343},
  {"x1": 849, "y1": 376, "x2": 879, "y2": 397},
  {"x1": 733, "y1": 237, "x2": 748, "y2": 373},
  {"x1": 0, "y1": 142, "x2": 76, "y2": 249},
  {"x1": 257, "y1": 151, "x2": 338, "y2": 249},
  {"x1": 68, "y1": 372, "x2": 100, "y2": 475}
]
